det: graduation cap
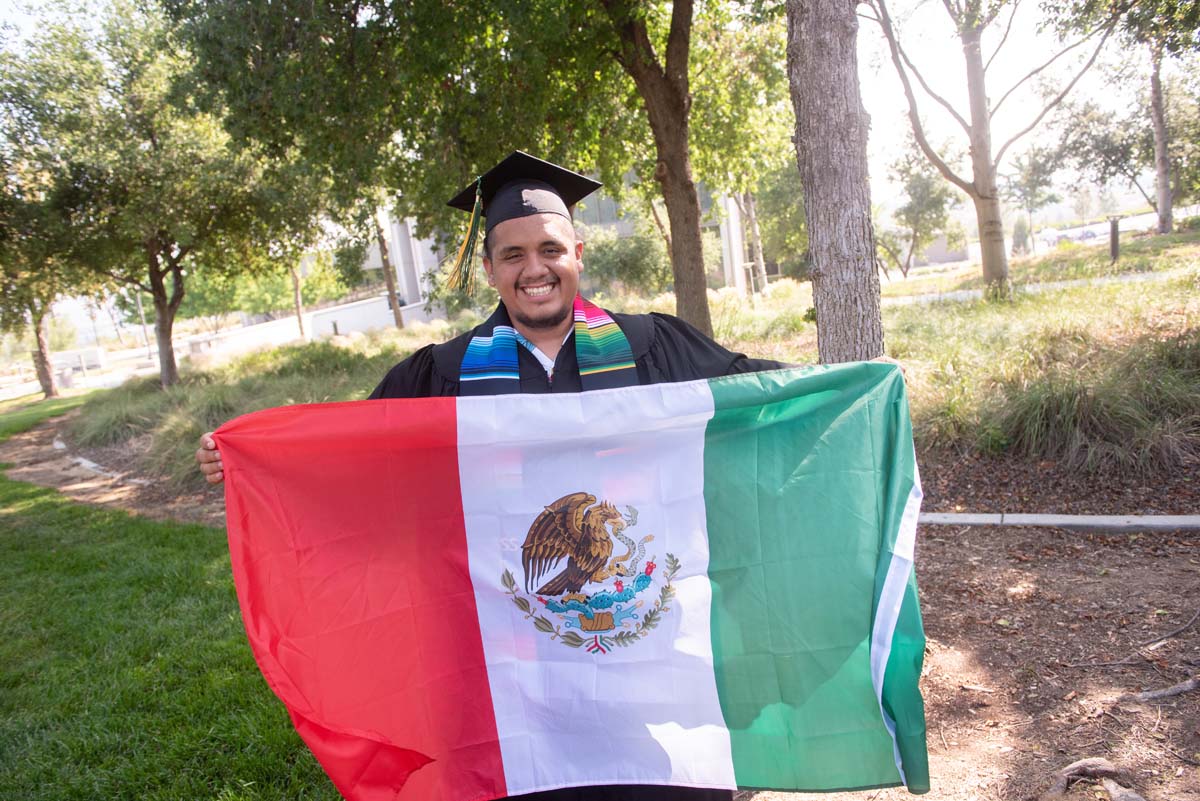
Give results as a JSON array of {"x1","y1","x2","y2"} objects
[{"x1": 445, "y1": 151, "x2": 602, "y2": 292}]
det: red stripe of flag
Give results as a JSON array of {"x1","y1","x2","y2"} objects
[{"x1": 217, "y1": 399, "x2": 505, "y2": 801}]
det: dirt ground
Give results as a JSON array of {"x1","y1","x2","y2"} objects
[{"x1": 4, "y1": 414, "x2": 1198, "y2": 800}]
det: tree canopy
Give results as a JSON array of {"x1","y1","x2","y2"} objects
[
  {"x1": 5, "y1": 1, "x2": 330, "y2": 386},
  {"x1": 170, "y1": 0, "x2": 805, "y2": 333}
]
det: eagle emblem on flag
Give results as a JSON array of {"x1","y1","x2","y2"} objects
[{"x1": 500, "y1": 492, "x2": 677, "y2": 655}]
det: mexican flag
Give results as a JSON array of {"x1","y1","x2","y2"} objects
[{"x1": 215, "y1": 362, "x2": 928, "y2": 801}]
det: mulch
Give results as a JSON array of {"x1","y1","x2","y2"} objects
[{"x1": 919, "y1": 445, "x2": 1199, "y2": 517}]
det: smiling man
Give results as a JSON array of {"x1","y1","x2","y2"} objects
[
  {"x1": 364, "y1": 151, "x2": 784, "y2": 400},
  {"x1": 195, "y1": 153, "x2": 785, "y2": 800}
]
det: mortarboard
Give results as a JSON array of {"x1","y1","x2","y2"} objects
[{"x1": 445, "y1": 151, "x2": 602, "y2": 292}]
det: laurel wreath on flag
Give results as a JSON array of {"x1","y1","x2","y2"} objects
[{"x1": 501, "y1": 553, "x2": 680, "y2": 652}]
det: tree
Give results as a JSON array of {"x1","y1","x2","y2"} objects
[
  {"x1": 754, "y1": 159, "x2": 809, "y2": 279},
  {"x1": 786, "y1": 0, "x2": 883, "y2": 363},
  {"x1": 879, "y1": 136, "x2": 962, "y2": 276},
  {"x1": 15, "y1": 2, "x2": 327, "y2": 387},
  {"x1": 1058, "y1": 101, "x2": 1152, "y2": 206},
  {"x1": 172, "y1": 1, "x2": 807, "y2": 337},
  {"x1": 179, "y1": 251, "x2": 346, "y2": 332},
  {"x1": 0, "y1": 179, "x2": 88, "y2": 398},
  {"x1": 1003, "y1": 145, "x2": 1060, "y2": 254},
  {"x1": 1011, "y1": 213, "x2": 1030, "y2": 254},
  {"x1": 1049, "y1": 1, "x2": 1200, "y2": 232},
  {"x1": 1060, "y1": 74, "x2": 1200, "y2": 214},
  {"x1": 0, "y1": 29, "x2": 105, "y2": 397},
  {"x1": 689, "y1": 9, "x2": 792, "y2": 294},
  {"x1": 868, "y1": 0, "x2": 1112, "y2": 297},
  {"x1": 578, "y1": 217, "x2": 672, "y2": 297}
]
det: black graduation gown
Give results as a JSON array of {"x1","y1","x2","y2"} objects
[
  {"x1": 369, "y1": 309, "x2": 785, "y2": 801},
  {"x1": 369, "y1": 310, "x2": 787, "y2": 399}
]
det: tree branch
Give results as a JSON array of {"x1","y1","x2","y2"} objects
[
  {"x1": 873, "y1": 0, "x2": 976, "y2": 196},
  {"x1": 877, "y1": 237, "x2": 902, "y2": 276},
  {"x1": 984, "y1": 0, "x2": 1021, "y2": 73},
  {"x1": 903, "y1": 233, "x2": 917, "y2": 277},
  {"x1": 664, "y1": 0, "x2": 693, "y2": 92},
  {"x1": 894, "y1": 33, "x2": 971, "y2": 134},
  {"x1": 991, "y1": 25, "x2": 1103, "y2": 120},
  {"x1": 104, "y1": 270, "x2": 152, "y2": 294},
  {"x1": 600, "y1": 0, "x2": 664, "y2": 84},
  {"x1": 993, "y1": 24, "x2": 1112, "y2": 168},
  {"x1": 167, "y1": 260, "x2": 185, "y2": 313},
  {"x1": 1128, "y1": 174, "x2": 1156, "y2": 210}
]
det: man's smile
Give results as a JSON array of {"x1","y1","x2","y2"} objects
[{"x1": 520, "y1": 282, "x2": 557, "y2": 298}]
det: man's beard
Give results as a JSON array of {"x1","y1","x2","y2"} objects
[{"x1": 511, "y1": 302, "x2": 572, "y2": 331}]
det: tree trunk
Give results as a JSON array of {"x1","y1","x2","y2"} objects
[
  {"x1": 289, "y1": 264, "x2": 306, "y2": 340},
  {"x1": 30, "y1": 307, "x2": 58, "y2": 399},
  {"x1": 374, "y1": 212, "x2": 404, "y2": 329},
  {"x1": 602, "y1": 0, "x2": 712, "y2": 337},
  {"x1": 1149, "y1": 42, "x2": 1172, "y2": 235},
  {"x1": 785, "y1": 0, "x2": 883, "y2": 364},
  {"x1": 151, "y1": 297, "x2": 179, "y2": 387},
  {"x1": 654, "y1": 141, "x2": 710, "y2": 334},
  {"x1": 974, "y1": 193, "x2": 1008, "y2": 294},
  {"x1": 961, "y1": 26, "x2": 1010, "y2": 295},
  {"x1": 743, "y1": 191, "x2": 769, "y2": 293},
  {"x1": 146, "y1": 244, "x2": 183, "y2": 388}
]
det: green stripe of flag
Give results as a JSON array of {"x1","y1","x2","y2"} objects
[{"x1": 703, "y1": 363, "x2": 929, "y2": 793}]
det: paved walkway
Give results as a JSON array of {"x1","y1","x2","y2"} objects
[
  {"x1": 882, "y1": 264, "x2": 1191, "y2": 307},
  {"x1": 920, "y1": 512, "x2": 1200, "y2": 531}
]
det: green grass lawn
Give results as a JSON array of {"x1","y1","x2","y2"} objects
[
  {"x1": 0, "y1": 391, "x2": 91, "y2": 440},
  {"x1": 0, "y1": 476, "x2": 338, "y2": 800}
]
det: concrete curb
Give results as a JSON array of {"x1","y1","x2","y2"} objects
[{"x1": 919, "y1": 513, "x2": 1200, "y2": 532}]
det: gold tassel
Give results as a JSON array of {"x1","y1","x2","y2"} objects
[{"x1": 447, "y1": 178, "x2": 483, "y2": 293}]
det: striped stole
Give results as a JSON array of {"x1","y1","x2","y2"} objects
[{"x1": 458, "y1": 296, "x2": 638, "y2": 394}]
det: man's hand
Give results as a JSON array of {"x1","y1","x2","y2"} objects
[{"x1": 196, "y1": 432, "x2": 224, "y2": 485}]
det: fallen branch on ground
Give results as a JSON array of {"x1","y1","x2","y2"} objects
[
  {"x1": 1120, "y1": 676, "x2": 1200, "y2": 703},
  {"x1": 1136, "y1": 604, "x2": 1200, "y2": 649},
  {"x1": 1064, "y1": 604, "x2": 1200, "y2": 668},
  {"x1": 1039, "y1": 758, "x2": 1143, "y2": 801}
]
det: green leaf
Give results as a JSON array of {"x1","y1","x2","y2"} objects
[
  {"x1": 514, "y1": 596, "x2": 532, "y2": 615},
  {"x1": 533, "y1": 616, "x2": 555, "y2": 634},
  {"x1": 561, "y1": 631, "x2": 585, "y2": 648}
]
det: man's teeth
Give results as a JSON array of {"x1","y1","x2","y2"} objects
[{"x1": 522, "y1": 284, "x2": 554, "y2": 297}]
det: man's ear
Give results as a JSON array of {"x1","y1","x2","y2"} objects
[
  {"x1": 482, "y1": 257, "x2": 495, "y2": 286},
  {"x1": 574, "y1": 238, "x2": 584, "y2": 271}
]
